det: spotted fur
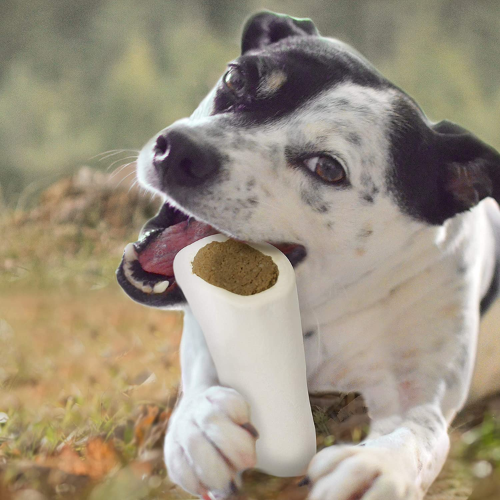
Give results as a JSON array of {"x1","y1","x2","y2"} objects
[{"x1": 132, "y1": 11, "x2": 500, "y2": 500}]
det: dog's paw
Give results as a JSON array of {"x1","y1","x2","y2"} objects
[
  {"x1": 306, "y1": 445, "x2": 422, "y2": 500},
  {"x1": 164, "y1": 385, "x2": 258, "y2": 498}
]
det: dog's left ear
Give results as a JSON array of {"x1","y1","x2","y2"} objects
[
  {"x1": 241, "y1": 11, "x2": 319, "y2": 55},
  {"x1": 434, "y1": 120, "x2": 500, "y2": 218}
]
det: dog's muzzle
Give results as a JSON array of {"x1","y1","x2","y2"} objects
[
  {"x1": 116, "y1": 202, "x2": 307, "y2": 308},
  {"x1": 152, "y1": 129, "x2": 222, "y2": 190},
  {"x1": 117, "y1": 128, "x2": 307, "y2": 308}
]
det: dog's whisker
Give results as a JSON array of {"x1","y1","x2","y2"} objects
[
  {"x1": 150, "y1": 192, "x2": 159, "y2": 203},
  {"x1": 101, "y1": 148, "x2": 138, "y2": 156},
  {"x1": 109, "y1": 161, "x2": 138, "y2": 181},
  {"x1": 114, "y1": 169, "x2": 137, "y2": 189},
  {"x1": 100, "y1": 151, "x2": 137, "y2": 166},
  {"x1": 89, "y1": 149, "x2": 127, "y2": 160},
  {"x1": 106, "y1": 154, "x2": 138, "y2": 168},
  {"x1": 93, "y1": 149, "x2": 138, "y2": 162},
  {"x1": 107, "y1": 156, "x2": 139, "y2": 174},
  {"x1": 127, "y1": 178, "x2": 139, "y2": 194},
  {"x1": 112, "y1": 161, "x2": 137, "y2": 175}
]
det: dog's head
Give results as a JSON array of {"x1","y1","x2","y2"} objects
[{"x1": 117, "y1": 11, "x2": 500, "y2": 308}]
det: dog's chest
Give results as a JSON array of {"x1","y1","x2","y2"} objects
[{"x1": 298, "y1": 208, "x2": 492, "y2": 398}]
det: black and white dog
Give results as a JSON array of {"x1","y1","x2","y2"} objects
[{"x1": 117, "y1": 11, "x2": 500, "y2": 500}]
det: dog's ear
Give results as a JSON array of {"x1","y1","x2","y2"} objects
[
  {"x1": 241, "y1": 11, "x2": 319, "y2": 54},
  {"x1": 433, "y1": 120, "x2": 500, "y2": 217}
]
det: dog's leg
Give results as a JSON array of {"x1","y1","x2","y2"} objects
[
  {"x1": 305, "y1": 322, "x2": 477, "y2": 500},
  {"x1": 306, "y1": 401, "x2": 450, "y2": 500},
  {"x1": 164, "y1": 308, "x2": 258, "y2": 499},
  {"x1": 178, "y1": 307, "x2": 219, "y2": 397}
]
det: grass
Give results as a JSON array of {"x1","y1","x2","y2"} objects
[
  {"x1": 0, "y1": 188, "x2": 190, "y2": 498},
  {"x1": 1, "y1": 174, "x2": 500, "y2": 499}
]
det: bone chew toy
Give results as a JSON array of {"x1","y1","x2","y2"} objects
[{"x1": 173, "y1": 234, "x2": 316, "y2": 477}]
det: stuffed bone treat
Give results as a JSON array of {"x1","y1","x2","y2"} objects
[{"x1": 173, "y1": 234, "x2": 317, "y2": 477}]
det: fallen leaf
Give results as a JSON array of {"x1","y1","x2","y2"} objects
[
  {"x1": 36, "y1": 445, "x2": 87, "y2": 476},
  {"x1": 35, "y1": 438, "x2": 119, "y2": 481},
  {"x1": 134, "y1": 405, "x2": 171, "y2": 454},
  {"x1": 85, "y1": 437, "x2": 120, "y2": 479},
  {"x1": 134, "y1": 406, "x2": 160, "y2": 448}
]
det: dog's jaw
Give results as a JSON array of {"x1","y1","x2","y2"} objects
[{"x1": 117, "y1": 197, "x2": 308, "y2": 308}]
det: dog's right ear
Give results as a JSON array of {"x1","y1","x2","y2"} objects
[
  {"x1": 434, "y1": 120, "x2": 500, "y2": 216},
  {"x1": 241, "y1": 11, "x2": 319, "y2": 55}
]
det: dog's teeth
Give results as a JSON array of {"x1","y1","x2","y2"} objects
[
  {"x1": 153, "y1": 281, "x2": 170, "y2": 294},
  {"x1": 123, "y1": 253, "x2": 153, "y2": 294},
  {"x1": 139, "y1": 229, "x2": 158, "y2": 242},
  {"x1": 124, "y1": 242, "x2": 138, "y2": 262},
  {"x1": 122, "y1": 250, "x2": 168, "y2": 295}
]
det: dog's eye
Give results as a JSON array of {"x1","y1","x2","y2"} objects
[
  {"x1": 223, "y1": 66, "x2": 246, "y2": 98},
  {"x1": 304, "y1": 155, "x2": 346, "y2": 183}
]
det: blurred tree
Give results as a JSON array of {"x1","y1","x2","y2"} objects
[{"x1": 0, "y1": 0, "x2": 498, "y2": 207}]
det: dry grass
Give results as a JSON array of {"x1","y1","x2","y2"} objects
[
  {"x1": 0, "y1": 289, "x2": 183, "y2": 454},
  {"x1": 0, "y1": 185, "x2": 193, "y2": 498},
  {"x1": 0, "y1": 173, "x2": 499, "y2": 499}
]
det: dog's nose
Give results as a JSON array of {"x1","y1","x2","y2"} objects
[{"x1": 152, "y1": 130, "x2": 221, "y2": 187}]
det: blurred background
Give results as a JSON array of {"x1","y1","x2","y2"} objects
[
  {"x1": 1, "y1": 1, "x2": 500, "y2": 499},
  {"x1": 1, "y1": 0, "x2": 500, "y2": 207}
]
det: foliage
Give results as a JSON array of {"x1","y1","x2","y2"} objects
[
  {"x1": 1, "y1": 0, "x2": 500, "y2": 206},
  {"x1": 461, "y1": 415, "x2": 500, "y2": 469}
]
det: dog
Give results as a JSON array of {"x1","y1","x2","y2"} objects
[{"x1": 117, "y1": 11, "x2": 500, "y2": 500}]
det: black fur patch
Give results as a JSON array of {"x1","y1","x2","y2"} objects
[
  {"x1": 212, "y1": 36, "x2": 388, "y2": 126},
  {"x1": 360, "y1": 193, "x2": 374, "y2": 204},
  {"x1": 388, "y1": 102, "x2": 500, "y2": 225},
  {"x1": 246, "y1": 178, "x2": 256, "y2": 190},
  {"x1": 358, "y1": 228, "x2": 374, "y2": 239},
  {"x1": 386, "y1": 97, "x2": 448, "y2": 225},
  {"x1": 241, "y1": 11, "x2": 319, "y2": 55},
  {"x1": 346, "y1": 132, "x2": 362, "y2": 146},
  {"x1": 139, "y1": 202, "x2": 188, "y2": 239},
  {"x1": 481, "y1": 259, "x2": 500, "y2": 315}
]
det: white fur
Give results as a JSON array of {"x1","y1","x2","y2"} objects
[{"x1": 136, "y1": 73, "x2": 498, "y2": 499}]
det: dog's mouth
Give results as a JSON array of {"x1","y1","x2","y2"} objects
[{"x1": 116, "y1": 202, "x2": 307, "y2": 308}]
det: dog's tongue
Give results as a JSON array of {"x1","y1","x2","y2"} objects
[{"x1": 138, "y1": 220, "x2": 219, "y2": 276}]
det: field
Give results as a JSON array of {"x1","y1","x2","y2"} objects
[{"x1": 1, "y1": 168, "x2": 499, "y2": 499}]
